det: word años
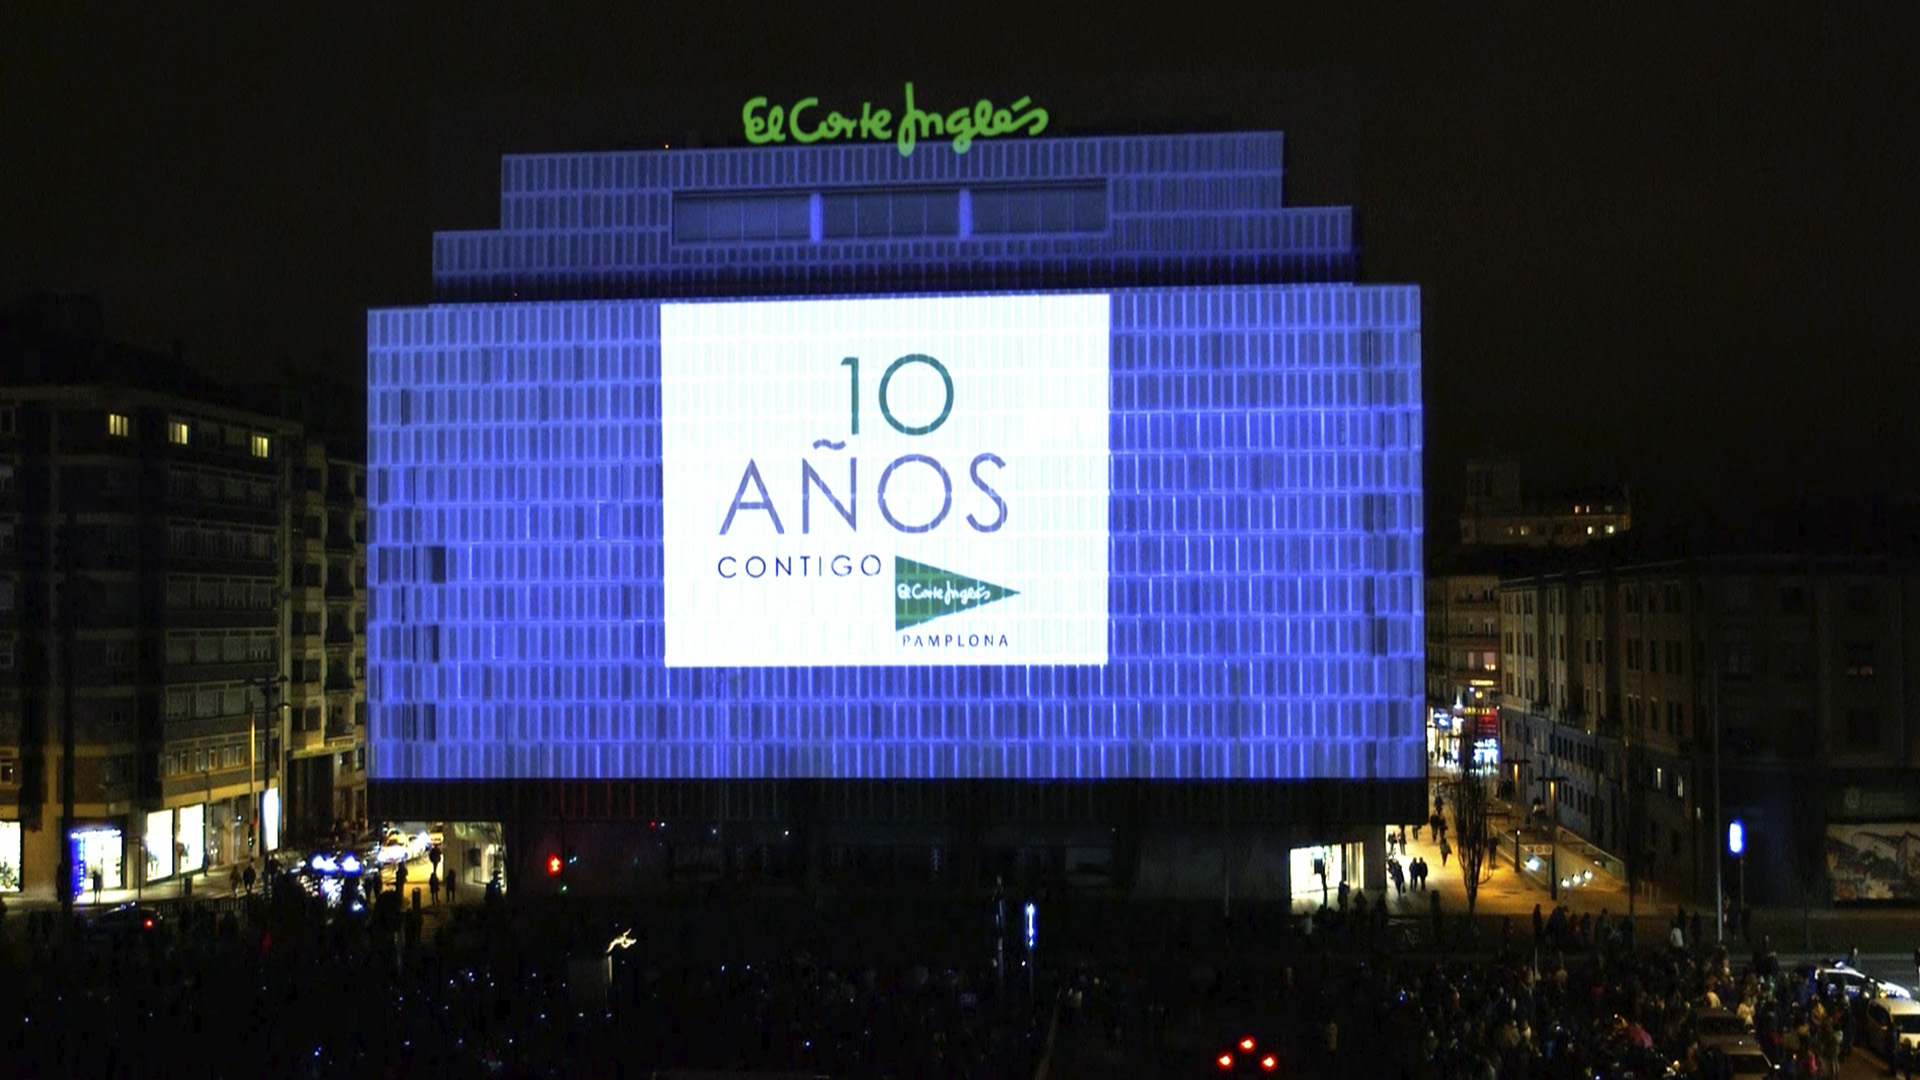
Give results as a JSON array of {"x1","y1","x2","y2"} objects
[
  {"x1": 742, "y1": 83, "x2": 1048, "y2": 158},
  {"x1": 719, "y1": 453, "x2": 1008, "y2": 536}
]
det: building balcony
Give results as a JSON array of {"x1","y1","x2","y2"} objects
[
  {"x1": 163, "y1": 659, "x2": 279, "y2": 685},
  {"x1": 166, "y1": 552, "x2": 281, "y2": 576}
]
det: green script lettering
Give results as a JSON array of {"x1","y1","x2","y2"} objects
[
  {"x1": 740, "y1": 85, "x2": 1047, "y2": 158},
  {"x1": 860, "y1": 101, "x2": 892, "y2": 140}
]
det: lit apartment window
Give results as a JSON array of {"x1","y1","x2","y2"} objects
[
  {"x1": 250, "y1": 433, "x2": 271, "y2": 459},
  {"x1": 1605, "y1": 525, "x2": 1616, "y2": 534},
  {"x1": 108, "y1": 413, "x2": 130, "y2": 437},
  {"x1": 168, "y1": 419, "x2": 191, "y2": 445}
]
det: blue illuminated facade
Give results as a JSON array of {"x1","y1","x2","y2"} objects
[{"x1": 369, "y1": 132, "x2": 1423, "y2": 786}]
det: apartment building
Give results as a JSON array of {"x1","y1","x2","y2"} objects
[
  {"x1": 0, "y1": 296, "x2": 367, "y2": 902},
  {"x1": 1459, "y1": 459, "x2": 1631, "y2": 548},
  {"x1": 1498, "y1": 525, "x2": 1920, "y2": 907}
]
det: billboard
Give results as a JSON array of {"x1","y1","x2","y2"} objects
[
  {"x1": 661, "y1": 296, "x2": 1110, "y2": 668},
  {"x1": 1826, "y1": 823, "x2": 1920, "y2": 902},
  {"x1": 366, "y1": 285, "x2": 1424, "y2": 782}
]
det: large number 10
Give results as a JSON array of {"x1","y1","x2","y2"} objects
[{"x1": 840, "y1": 354, "x2": 953, "y2": 437}]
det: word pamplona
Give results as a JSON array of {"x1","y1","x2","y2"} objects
[{"x1": 742, "y1": 83, "x2": 1048, "y2": 159}]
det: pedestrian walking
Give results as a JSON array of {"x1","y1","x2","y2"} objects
[
  {"x1": 1439, "y1": 837, "x2": 1451, "y2": 867},
  {"x1": 242, "y1": 863, "x2": 256, "y2": 895},
  {"x1": 91, "y1": 868, "x2": 102, "y2": 904},
  {"x1": 429, "y1": 870, "x2": 441, "y2": 904},
  {"x1": 444, "y1": 868, "x2": 456, "y2": 904}
]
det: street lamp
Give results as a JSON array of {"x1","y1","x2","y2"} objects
[
  {"x1": 1505, "y1": 757, "x2": 1532, "y2": 872},
  {"x1": 1539, "y1": 773, "x2": 1568, "y2": 900},
  {"x1": 244, "y1": 674, "x2": 288, "y2": 859},
  {"x1": 1727, "y1": 819, "x2": 1746, "y2": 939}
]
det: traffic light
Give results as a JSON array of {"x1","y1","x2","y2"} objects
[{"x1": 547, "y1": 853, "x2": 562, "y2": 877}]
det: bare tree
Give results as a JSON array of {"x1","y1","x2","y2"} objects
[{"x1": 1448, "y1": 737, "x2": 1496, "y2": 915}]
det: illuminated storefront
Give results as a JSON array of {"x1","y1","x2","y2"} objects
[
  {"x1": 0, "y1": 821, "x2": 20, "y2": 893},
  {"x1": 176, "y1": 804, "x2": 205, "y2": 875},
  {"x1": 144, "y1": 809, "x2": 174, "y2": 881},
  {"x1": 1289, "y1": 842, "x2": 1361, "y2": 907},
  {"x1": 262, "y1": 787, "x2": 281, "y2": 853},
  {"x1": 73, "y1": 826, "x2": 124, "y2": 892}
]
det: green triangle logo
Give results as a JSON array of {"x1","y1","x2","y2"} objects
[{"x1": 894, "y1": 557, "x2": 1019, "y2": 630}]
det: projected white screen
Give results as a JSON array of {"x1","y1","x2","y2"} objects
[{"x1": 661, "y1": 295, "x2": 1112, "y2": 668}]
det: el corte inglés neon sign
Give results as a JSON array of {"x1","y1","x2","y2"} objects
[{"x1": 742, "y1": 83, "x2": 1048, "y2": 158}]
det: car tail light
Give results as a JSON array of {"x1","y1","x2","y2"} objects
[
  {"x1": 143, "y1": 918, "x2": 154, "y2": 930},
  {"x1": 1261, "y1": 1054, "x2": 1277, "y2": 1071},
  {"x1": 1216, "y1": 1053, "x2": 1234, "y2": 1070},
  {"x1": 1240, "y1": 1036, "x2": 1256, "y2": 1052}
]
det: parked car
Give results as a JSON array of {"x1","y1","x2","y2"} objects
[
  {"x1": 1695, "y1": 1039, "x2": 1774, "y2": 1078},
  {"x1": 1210, "y1": 1033, "x2": 1280, "y2": 1075},
  {"x1": 1863, "y1": 997, "x2": 1920, "y2": 1066},
  {"x1": 86, "y1": 903, "x2": 160, "y2": 938},
  {"x1": 1690, "y1": 1007, "x2": 1753, "y2": 1053},
  {"x1": 1791, "y1": 960, "x2": 1874, "y2": 1002}
]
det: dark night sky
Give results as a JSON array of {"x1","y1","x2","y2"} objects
[{"x1": 5, "y1": 5, "x2": 1917, "y2": 536}]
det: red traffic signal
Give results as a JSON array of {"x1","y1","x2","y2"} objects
[{"x1": 547, "y1": 854, "x2": 563, "y2": 876}]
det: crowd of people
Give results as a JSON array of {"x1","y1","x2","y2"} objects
[
  {"x1": 0, "y1": 869, "x2": 1911, "y2": 1080},
  {"x1": 0, "y1": 876, "x2": 1051, "y2": 1079}
]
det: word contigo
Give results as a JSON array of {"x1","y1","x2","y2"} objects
[{"x1": 742, "y1": 83, "x2": 1048, "y2": 158}]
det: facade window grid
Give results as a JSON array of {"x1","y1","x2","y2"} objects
[{"x1": 373, "y1": 135, "x2": 1415, "y2": 781}]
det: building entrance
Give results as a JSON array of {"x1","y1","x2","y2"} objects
[{"x1": 72, "y1": 827, "x2": 125, "y2": 894}]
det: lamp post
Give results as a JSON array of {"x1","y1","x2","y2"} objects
[
  {"x1": 1507, "y1": 757, "x2": 1532, "y2": 871},
  {"x1": 1727, "y1": 819, "x2": 1746, "y2": 940},
  {"x1": 244, "y1": 675, "x2": 287, "y2": 860},
  {"x1": 1539, "y1": 773, "x2": 1568, "y2": 900}
]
